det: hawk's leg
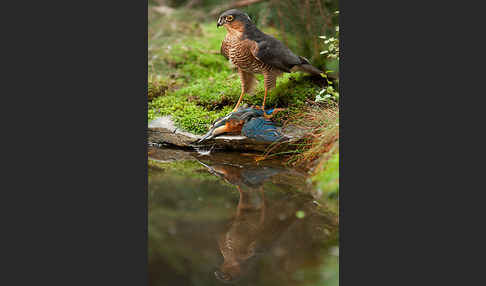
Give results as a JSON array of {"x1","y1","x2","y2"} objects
[
  {"x1": 261, "y1": 87, "x2": 271, "y2": 118},
  {"x1": 252, "y1": 88, "x2": 272, "y2": 118},
  {"x1": 232, "y1": 91, "x2": 245, "y2": 113},
  {"x1": 259, "y1": 72, "x2": 278, "y2": 118},
  {"x1": 256, "y1": 89, "x2": 286, "y2": 119},
  {"x1": 233, "y1": 69, "x2": 257, "y2": 113}
]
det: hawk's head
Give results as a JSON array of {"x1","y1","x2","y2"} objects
[{"x1": 217, "y1": 9, "x2": 252, "y2": 30}]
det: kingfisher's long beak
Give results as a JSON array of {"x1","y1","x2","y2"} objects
[
  {"x1": 196, "y1": 122, "x2": 229, "y2": 144},
  {"x1": 197, "y1": 129, "x2": 216, "y2": 143},
  {"x1": 217, "y1": 17, "x2": 224, "y2": 27}
]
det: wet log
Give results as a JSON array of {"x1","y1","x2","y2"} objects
[{"x1": 148, "y1": 116, "x2": 306, "y2": 153}]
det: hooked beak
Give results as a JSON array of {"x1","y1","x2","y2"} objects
[{"x1": 217, "y1": 17, "x2": 224, "y2": 27}]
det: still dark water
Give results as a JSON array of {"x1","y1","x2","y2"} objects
[{"x1": 148, "y1": 146, "x2": 339, "y2": 286}]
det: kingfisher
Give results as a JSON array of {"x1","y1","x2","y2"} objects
[{"x1": 196, "y1": 107, "x2": 285, "y2": 143}]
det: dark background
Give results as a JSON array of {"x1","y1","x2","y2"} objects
[{"x1": 1, "y1": 0, "x2": 484, "y2": 285}]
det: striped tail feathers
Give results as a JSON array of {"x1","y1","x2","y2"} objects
[
  {"x1": 297, "y1": 64, "x2": 323, "y2": 76},
  {"x1": 290, "y1": 56, "x2": 323, "y2": 76}
]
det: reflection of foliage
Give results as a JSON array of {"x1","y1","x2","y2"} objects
[
  {"x1": 293, "y1": 248, "x2": 339, "y2": 286},
  {"x1": 313, "y1": 152, "x2": 339, "y2": 199}
]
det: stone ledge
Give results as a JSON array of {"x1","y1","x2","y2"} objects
[{"x1": 148, "y1": 116, "x2": 306, "y2": 152}]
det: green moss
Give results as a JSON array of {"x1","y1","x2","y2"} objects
[
  {"x1": 148, "y1": 93, "x2": 233, "y2": 134},
  {"x1": 148, "y1": 76, "x2": 170, "y2": 101}
]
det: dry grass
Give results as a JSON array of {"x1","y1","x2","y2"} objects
[
  {"x1": 257, "y1": 100, "x2": 339, "y2": 173},
  {"x1": 257, "y1": 101, "x2": 339, "y2": 201},
  {"x1": 285, "y1": 101, "x2": 339, "y2": 171},
  {"x1": 286, "y1": 101, "x2": 339, "y2": 201}
]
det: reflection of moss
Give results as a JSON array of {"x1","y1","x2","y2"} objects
[
  {"x1": 148, "y1": 160, "x2": 238, "y2": 284},
  {"x1": 149, "y1": 159, "x2": 224, "y2": 183},
  {"x1": 149, "y1": 161, "x2": 236, "y2": 221},
  {"x1": 313, "y1": 152, "x2": 339, "y2": 198}
]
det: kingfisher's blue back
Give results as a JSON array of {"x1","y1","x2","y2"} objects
[{"x1": 241, "y1": 117, "x2": 283, "y2": 142}]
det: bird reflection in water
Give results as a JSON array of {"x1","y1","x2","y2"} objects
[{"x1": 197, "y1": 159, "x2": 335, "y2": 284}]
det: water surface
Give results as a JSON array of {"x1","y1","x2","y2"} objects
[{"x1": 148, "y1": 146, "x2": 338, "y2": 286}]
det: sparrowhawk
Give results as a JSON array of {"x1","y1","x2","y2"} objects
[{"x1": 217, "y1": 9, "x2": 323, "y2": 114}]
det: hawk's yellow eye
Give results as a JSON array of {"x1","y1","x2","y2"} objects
[{"x1": 226, "y1": 15, "x2": 234, "y2": 21}]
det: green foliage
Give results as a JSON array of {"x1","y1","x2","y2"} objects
[
  {"x1": 317, "y1": 10, "x2": 339, "y2": 103},
  {"x1": 316, "y1": 84, "x2": 339, "y2": 103},
  {"x1": 320, "y1": 34, "x2": 339, "y2": 60},
  {"x1": 242, "y1": 0, "x2": 339, "y2": 68},
  {"x1": 320, "y1": 19, "x2": 340, "y2": 61},
  {"x1": 313, "y1": 152, "x2": 339, "y2": 198}
]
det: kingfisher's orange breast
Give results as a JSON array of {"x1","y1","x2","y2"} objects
[{"x1": 225, "y1": 119, "x2": 245, "y2": 133}]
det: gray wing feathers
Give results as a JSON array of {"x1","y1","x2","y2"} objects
[{"x1": 255, "y1": 38, "x2": 302, "y2": 72}]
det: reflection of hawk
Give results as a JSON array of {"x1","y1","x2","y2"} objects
[
  {"x1": 215, "y1": 186, "x2": 265, "y2": 284},
  {"x1": 196, "y1": 161, "x2": 280, "y2": 283},
  {"x1": 217, "y1": 9, "x2": 323, "y2": 114}
]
